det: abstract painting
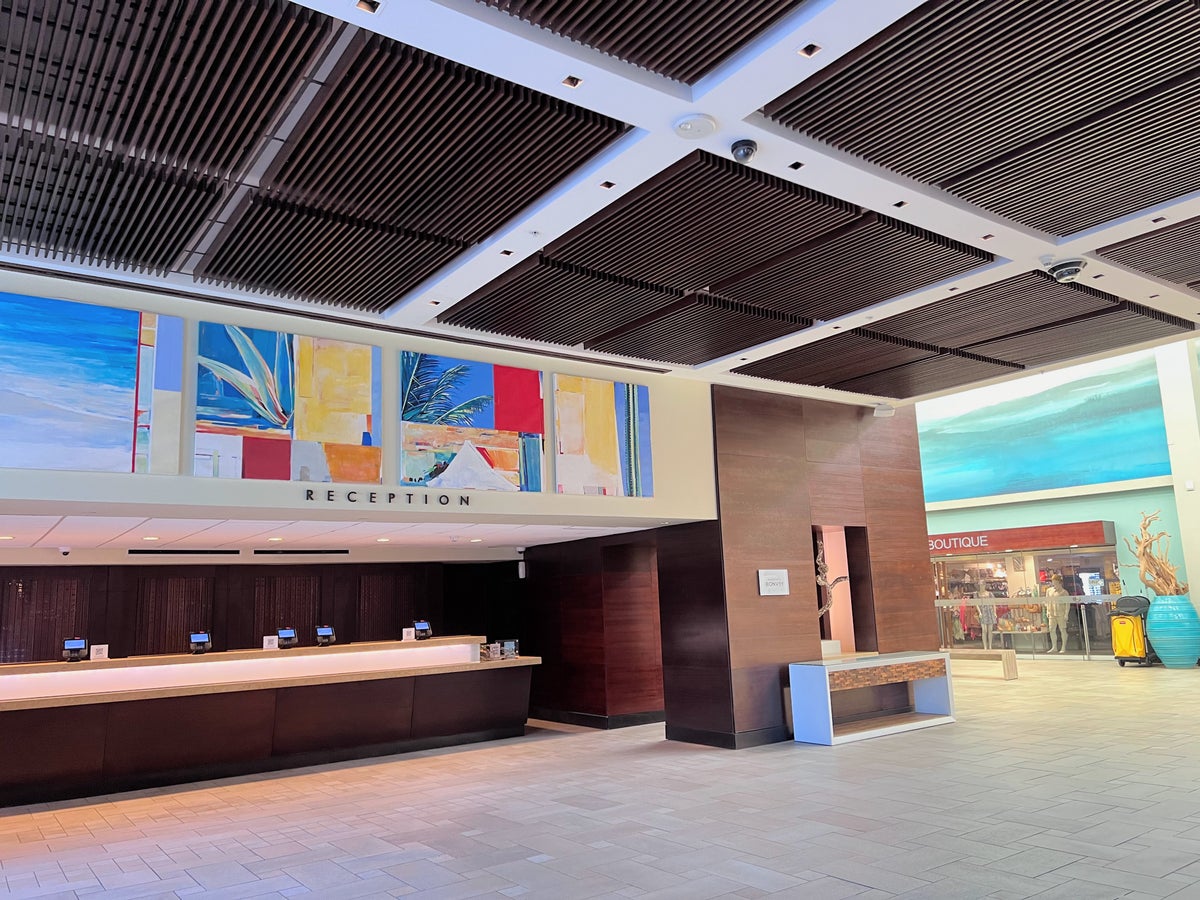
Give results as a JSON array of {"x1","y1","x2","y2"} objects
[
  {"x1": 554, "y1": 375, "x2": 653, "y2": 497},
  {"x1": 0, "y1": 292, "x2": 182, "y2": 473},
  {"x1": 400, "y1": 352, "x2": 543, "y2": 491},
  {"x1": 917, "y1": 349, "x2": 1170, "y2": 502},
  {"x1": 195, "y1": 323, "x2": 381, "y2": 482}
]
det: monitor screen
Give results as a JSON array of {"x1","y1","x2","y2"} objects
[
  {"x1": 277, "y1": 628, "x2": 296, "y2": 640},
  {"x1": 190, "y1": 632, "x2": 210, "y2": 643},
  {"x1": 414, "y1": 621, "x2": 430, "y2": 632},
  {"x1": 63, "y1": 638, "x2": 86, "y2": 651},
  {"x1": 316, "y1": 626, "x2": 333, "y2": 637}
]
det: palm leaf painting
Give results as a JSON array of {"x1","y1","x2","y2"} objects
[
  {"x1": 401, "y1": 351, "x2": 491, "y2": 425},
  {"x1": 198, "y1": 325, "x2": 293, "y2": 428}
]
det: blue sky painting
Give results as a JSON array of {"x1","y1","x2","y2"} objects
[
  {"x1": 917, "y1": 350, "x2": 1171, "y2": 502},
  {"x1": 0, "y1": 292, "x2": 141, "y2": 472}
]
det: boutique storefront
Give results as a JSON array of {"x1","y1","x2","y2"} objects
[{"x1": 931, "y1": 521, "x2": 1122, "y2": 657}]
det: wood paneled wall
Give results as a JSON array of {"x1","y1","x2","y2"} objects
[
  {"x1": 0, "y1": 562, "x2": 451, "y2": 662},
  {"x1": 655, "y1": 387, "x2": 938, "y2": 748},
  {"x1": 522, "y1": 535, "x2": 664, "y2": 727}
]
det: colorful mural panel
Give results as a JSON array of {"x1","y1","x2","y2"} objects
[
  {"x1": 195, "y1": 323, "x2": 381, "y2": 482},
  {"x1": 0, "y1": 292, "x2": 182, "y2": 473},
  {"x1": 917, "y1": 349, "x2": 1171, "y2": 502},
  {"x1": 554, "y1": 375, "x2": 653, "y2": 497},
  {"x1": 400, "y1": 352, "x2": 543, "y2": 491}
]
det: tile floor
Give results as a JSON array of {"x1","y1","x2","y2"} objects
[{"x1": 4, "y1": 659, "x2": 1200, "y2": 899}]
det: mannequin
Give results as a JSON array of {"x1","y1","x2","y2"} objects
[
  {"x1": 1045, "y1": 574, "x2": 1071, "y2": 653},
  {"x1": 976, "y1": 584, "x2": 997, "y2": 650}
]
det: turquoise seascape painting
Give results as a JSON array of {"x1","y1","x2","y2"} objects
[{"x1": 917, "y1": 351, "x2": 1171, "y2": 502}]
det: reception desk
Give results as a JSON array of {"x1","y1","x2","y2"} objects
[{"x1": 0, "y1": 637, "x2": 538, "y2": 806}]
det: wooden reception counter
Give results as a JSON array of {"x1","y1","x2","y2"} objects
[{"x1": 0, "y1": 637, "x2": 539, "y2": 806}]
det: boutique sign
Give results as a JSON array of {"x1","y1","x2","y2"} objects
[
  {"x1": 929, "y1": 533, "x2": 989, "y2": 552},
  {"x1": 927, "y1": 521, "x2": 1116, "y2": 555}
]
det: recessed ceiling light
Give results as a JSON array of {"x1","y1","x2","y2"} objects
[
  {"x1": 949, "y1": 286, "x2": 959, "y2": 291},
  {"x1": 738, "y1": 356, "x2": 749, "y2": 361},
  {"x1": 798, "y1": 43, "x2": 822, "y2": 58},
  {"x1": 142, "y1": 536, "x2": 159, "y2": 541},
  {"x1": 268, "y1": 537, "x2": 284, "y2": 542},
  {"x1": 499, "y1": 249, "x2": 513, "y2": 256},
  {"x1": 981, "y1": 234, "x2": 995, "y2": 240},
  {"x1": 1149, "y1": 293, "x2": 1160, "y2": 298},
  {"x1": 831, "y1": 325, "x2": 841, "y2": 330},
  {"x1": 470, "y1": 538, "x2": 483, "y2": 543},
  {"x1": 428, "y1": 300, "x2": 441, "y2": 306},
  {"x1": 893, "y1": 200, "x2": 908, "y2": 208},
  {"x1": 1091, "y1": 273, "x2": 1105, "y2": 279},
  {"x1": 1152, "y1": 216, "x2": 1168, "y2": 223},
  {"x1": 788, "y1": 161, "x2": 804, "y2": 170},
  {"x1": 0, "y1": 536, "x2": 13, "y2": 541},
  {"x1": 376, "y1": 537, "x2": 390, "y2": 543},
  {"x1": 355, "y1": 0, "x2": 381, "y2": 12},
  {"x1": 600, "y1": 180, "x2": 616, "y2": 189},
  {"x1": 562, "y1": 75, "x2": 583, "y2": 88}
]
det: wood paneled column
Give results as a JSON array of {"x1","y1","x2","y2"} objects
[{"x1": 656, "y1": 386, "x2": 938, "y2": 749}]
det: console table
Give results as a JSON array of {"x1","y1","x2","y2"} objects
[{"x1": 789, "y1": 650, "x2": 954, "y2": 745}]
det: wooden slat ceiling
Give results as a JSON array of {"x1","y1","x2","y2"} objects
[
  {"x1": 734, "y1": 272, "x2": 1195, "y2": 397},
  {"x1": 1, "y1": 2, "x2": 629, "y2": 308},
  {"x1": 196, "y1": 33, "x2": 630, "y2": 312},
  {"x1": 0, "y1": 0, "x2": 330, "y2": 272},
  {"x1": 443, "y1": 151, "x2": 992, "y2": 363},
  {"x1": 473, "y1": 0, "x2": 807, "y2": 84},
  {"x1": 1, "y1": 0, "x2": 1196, "y2": 406},
  {"x1": 1097, "y1": 215, "x2": 1200, "y2": 290},
  {"x1": 763, "y1": 0, "x2": 1200, "y2": 235}
]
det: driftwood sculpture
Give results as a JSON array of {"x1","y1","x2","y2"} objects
[
  {"x1": 815, "y1": 537, "x2": 849, "y2": 617},
  {"x1": 1124, "y1": 510, "x2": 1188, "y2": 595}
]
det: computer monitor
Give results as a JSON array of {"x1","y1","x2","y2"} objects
[
  {"x1": 188, "y1": 631, "x2": 211, "y2": 654},
  {"x1": 62, "y1": 637, "x2": 88, "y2": 662},
  {"x1": 277, "y1": 626, "x2": 298, "y2": 648},
  {"x1": 413, "y1": 619, "x2": 433, "y2": 640},
  {"x1": 315, "y1": 625, "x2": 336, "y2": 646}
]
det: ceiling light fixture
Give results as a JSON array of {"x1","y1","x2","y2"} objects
[
  {"x1": 1152, "y1": 216, "x2": 1168, "y2": 223},
  {"x1": 873, "y1": 403, "x2": 896, "y2": 418},
  {"x1": 470, "y1": 538, "x2": 483, "y2": 543},
  {"x1": 355, "y1": 0, "x2": 381, "y2": 12},
  {"x1": 788, "y1": 161, "x2": 804, "y2": 170},
  {"x1": 428, "y1": 300, "x2": 441, "y2": 306},
  {"x1": 562, "y1": 75, "x2": 583, "y2": 88},
  {"x1": 798, "y1": 43, "x2": 822, "y2": 58},
  {"x1": 0, "y1": 536, "x2": 13, "y2": 541},
  {"x1": 499, "y1": 249, "x2": 513, "y2": 256},
  {"x1": 142, "y1": 536, "x2": 159, "y2": 541},
  {"x1": 892, "y1": 200, "x2": 908, "y2": 208},
  {"x1": 673, "y1": 113, "x2": 718, "y2": 139},
  {"x1": 268, "y1": 537, "x2": 284, "y2": 542},
  {"x1": 376, "y1": 538, "x2": 390, "y2": 543},
  {"x1": 600, "y1": 181, "x2": 615, "y2": 189}
]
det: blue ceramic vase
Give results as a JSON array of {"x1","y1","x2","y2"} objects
[{"x1": 1146, "y1": 595, "x2": 1200, "y2": 668}]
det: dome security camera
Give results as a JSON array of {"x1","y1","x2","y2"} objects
[
  {"x1": 730, "y1": 139, "x2": 758, "y2": 164},
  {"x1": 59, "y1": 546, "x2": 70, "y2": 556},
  {"x1": 1046, "y1": 259, "x2": 1086, "y2": 283}
]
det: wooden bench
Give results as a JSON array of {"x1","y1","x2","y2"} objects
[{"x1": 946, "y1": 648, "x2": 1018, "y2": 680}]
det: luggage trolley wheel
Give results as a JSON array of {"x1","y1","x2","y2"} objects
[{"x1": 1118, "y1": 660, "x2": 1126, "y2": 667}]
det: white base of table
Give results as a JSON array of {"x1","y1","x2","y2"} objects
[{"x1": 790, "y1": 651, "x2": 954, "y2": 745}]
